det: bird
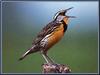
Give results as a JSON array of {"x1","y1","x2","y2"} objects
[{"x1": 19, "y1": 7, "x2": 75, "y2": 64}]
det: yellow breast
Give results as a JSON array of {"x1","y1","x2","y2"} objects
[{"x1": 47, "y1": 24, "x2": 64, "y2": 49}]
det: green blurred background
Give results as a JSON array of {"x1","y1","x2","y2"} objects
[{"x1": 2, "y1": 1, "x2": 98, "y2": 73}]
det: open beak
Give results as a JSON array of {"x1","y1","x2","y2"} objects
[
  {"x1": 64, "y1": 7, "x2": 76, "y2": 18},
  {"x1": 65, "y1": 7, "x2": 74, "y2": 12}
]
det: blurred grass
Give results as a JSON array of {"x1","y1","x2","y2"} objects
[{"x1": 2, "y1": 27, "x2": 98, "y2": 73}]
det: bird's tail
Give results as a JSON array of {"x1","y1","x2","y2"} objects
[
  {"x1": 19, "y1": 50, "x2": 30, "y2": 61},
  {"x1": 19, "y1": 45, "x2": 38, "y2": 61}
]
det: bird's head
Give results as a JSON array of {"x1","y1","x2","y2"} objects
[{"x1": 53, "y1": 7, "x2": 75, "y2": 25}]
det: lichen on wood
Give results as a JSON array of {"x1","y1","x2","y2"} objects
[{"x1": 42, "y1": 63, "x2": 71, "y2": 73}]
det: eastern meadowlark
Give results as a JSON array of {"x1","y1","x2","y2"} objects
[{"x1": 19, "y1": 7, "x2": 75, "y2": 63}]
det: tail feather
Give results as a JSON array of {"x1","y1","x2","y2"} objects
[
  {"x1": 19, "y1": 45, "x2": 39, "y2": 61},
  {"x1": 19, "y1": 50, "x2": 30, "y2": 61}
]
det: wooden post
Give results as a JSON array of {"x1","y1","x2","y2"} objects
[{"x1": 42, "y1": 63, "x2": 71, "y2": 73}]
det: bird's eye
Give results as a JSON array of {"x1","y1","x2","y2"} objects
[{"x1": 56, "y1": 16, "x2": 65, "y2": 22}]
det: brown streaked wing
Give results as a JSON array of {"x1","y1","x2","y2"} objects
[{"x1": 32, "y1": 20, "x2": 61, "y2": 45}]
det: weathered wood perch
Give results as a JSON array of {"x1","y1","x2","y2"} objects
[{"x1": 42, "y1": 63, "x2": 71, "y2": 73}]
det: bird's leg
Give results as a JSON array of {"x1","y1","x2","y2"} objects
[
  {"x1": 45, "y1": 54, "x2": 55, "y2": 64},
  {"x1": 42, "y1": 53, "x2": 49, "y2": 63},
  {"x1": 41, "y1": 53, "x2": 55, "y2": 64}
]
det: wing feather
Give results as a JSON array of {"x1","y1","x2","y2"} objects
[{"x1": 32, "y1": 20, "x2": 61, "y2": 45}]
